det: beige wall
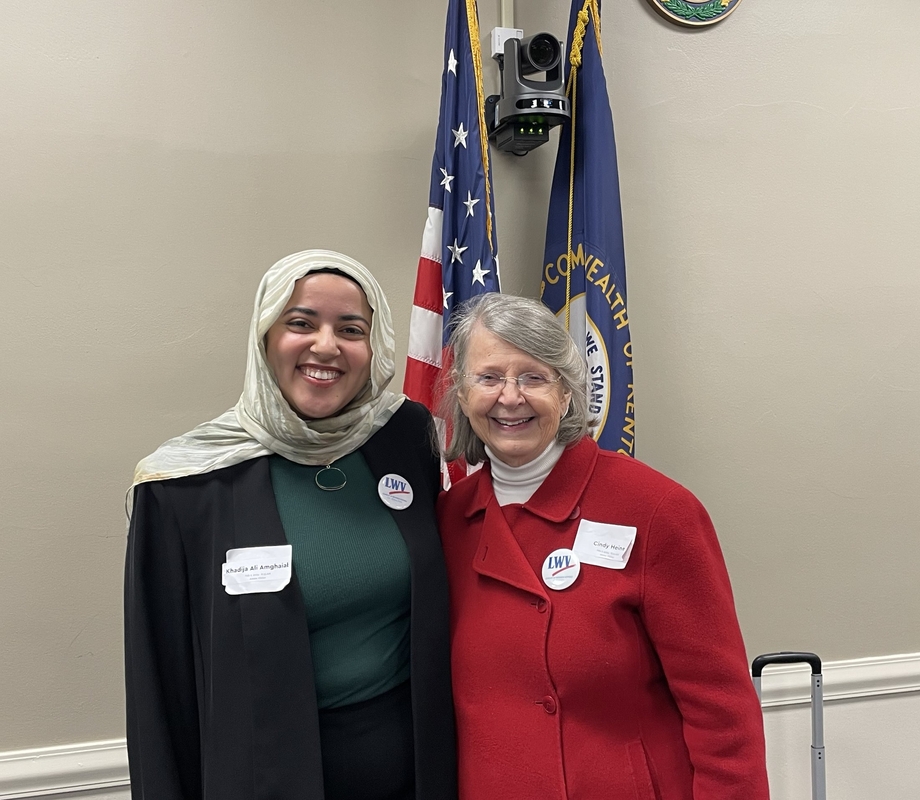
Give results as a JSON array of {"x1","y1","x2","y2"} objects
[{"x1": 1, "y1": 0, "x2": 917, "y2": 751}]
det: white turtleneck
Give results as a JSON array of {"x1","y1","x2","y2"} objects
[{"x1": 485, "y1": 440, "x2": 566, "y2": 506}]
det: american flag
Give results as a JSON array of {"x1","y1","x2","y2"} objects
[{"x1": 404, "y1": 0, "x2": 500, "y2": 486}]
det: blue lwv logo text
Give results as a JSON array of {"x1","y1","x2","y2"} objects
[
  {"x1": 385, "y1": 477, "x2": 408, "y2": 494},
  {"x1": 548, "y1": 554, "x2": 571, "y2": 571}
]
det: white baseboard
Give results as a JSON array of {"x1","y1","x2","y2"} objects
[
  {"x1": 0, "y1": 740, "x2": 127, "y2": 800},
  {"x1": 2, "y1": 652, "x2": 918, "y2": 798}
]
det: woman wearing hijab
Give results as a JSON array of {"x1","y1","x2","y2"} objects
[
  {"x1": 437, "y1": 293, "x2": 769, "y2": 800},
  {"x1": 125, "y1": 250, "x2": 456, "y2": 800}
]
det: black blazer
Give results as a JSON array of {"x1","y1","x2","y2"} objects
[{"x1": 125, "y1": 401, "x2": 457, "y2": 799}]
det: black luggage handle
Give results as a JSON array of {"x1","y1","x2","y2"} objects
[
  {"x1": 751, "y1": 651, "x2": 822, "y2": 677},
  {"x1": 751, "y1": 651, "x2": 826, "y2": 800}
]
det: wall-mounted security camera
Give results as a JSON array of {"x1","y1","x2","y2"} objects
[{"x1": 486, "y1": 32, "x2": 570, "y2": 156}]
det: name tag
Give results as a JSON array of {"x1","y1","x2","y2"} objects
[
  {"x1": 572, "y1": 520, "x2": 637, "y2": 570},
  {"x1": 221, "y1": 545, "x2": 292, "y2": 595}
]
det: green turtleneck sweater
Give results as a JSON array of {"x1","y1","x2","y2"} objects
[{"x1": 269, "y1": 452, "x2": 411, "y2": 709}]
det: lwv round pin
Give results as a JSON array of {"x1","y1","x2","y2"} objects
[
  {"x1": 542, "y1": 548, "x2": 580, "y2": 591},
  {"x1": 378, "y1": 474, "x2": 413, "y2": 510}
]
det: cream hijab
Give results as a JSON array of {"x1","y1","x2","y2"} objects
[{"x1": 129, "y1": 250, "x2": 405, "y2": 510}]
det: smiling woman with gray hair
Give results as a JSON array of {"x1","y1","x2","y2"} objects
[
  {"x1": 437, "y1": 292, "x2": 769, "y2": 800},
  {"x1": 440, "y1": 292, "x2": 592, "y2": 466}
]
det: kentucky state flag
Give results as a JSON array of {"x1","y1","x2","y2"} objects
[{"x1": 541, "y1": 0, "x2": 634, "y2": 456}]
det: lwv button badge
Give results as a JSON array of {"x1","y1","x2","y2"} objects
[
  {"x1": 378, "y1": 474, "x2": 414, "y2": 510},
  {"x1": 541, "y1": 548, "x2": 580, "y2": 591}
]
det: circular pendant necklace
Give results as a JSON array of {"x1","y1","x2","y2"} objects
[{"x1": 315, "y1": 464, "x2": 347, "y2": 492}]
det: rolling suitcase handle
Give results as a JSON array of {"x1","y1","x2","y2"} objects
[{"x1": 752, "y1": 652, "x2": 826, "y2": 800}]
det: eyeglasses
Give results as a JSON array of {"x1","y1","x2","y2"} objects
[{"x1": 462, "y1": 372, "x2": 562, "y2": 396}]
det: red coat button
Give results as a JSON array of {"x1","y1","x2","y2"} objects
[
  {"x1": 536, "y1": 599, "x2": 548, "y2": 614},
  {"x1": 541, "y1": 696, "x2": 557, "y2": 714}
]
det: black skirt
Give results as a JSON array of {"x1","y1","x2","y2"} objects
[{"x1": 318, "y1": 680, "x2": 415, "y2": 800}]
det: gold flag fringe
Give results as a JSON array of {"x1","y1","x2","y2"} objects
[
  {"x1": 564, "y1": 0, "x2": 603, "y2": 330},
  {"x1": 466, "y1": 0, "x2": 495, "y2": 252}
]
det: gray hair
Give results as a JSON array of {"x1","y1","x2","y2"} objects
[{"x1": 439, "y1": 293, "x2": 592, "y2": 465}]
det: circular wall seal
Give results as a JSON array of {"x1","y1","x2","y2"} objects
[{"x1": 647, "y1": 0, "x2": 743, "y2": 28}]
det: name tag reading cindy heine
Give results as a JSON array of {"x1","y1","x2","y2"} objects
[
  {"x1": 221, "y1": 545, "x2": 293, "y2": 595},
  {"x1": 572, "y1": 520, "x2": 637, "y2": 570}
]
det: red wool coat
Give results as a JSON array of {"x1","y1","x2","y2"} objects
[{"x1": 438, "y1": 437, "x2": 769, "y2": 800}]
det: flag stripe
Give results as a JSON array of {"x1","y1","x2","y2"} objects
[
  {"x1": 406, "y1": 304, "x2": 444, "y2": 367},
  {"x1": 403, "y1": 357, "x2": 442, "y2": 410},
  {"x1": 411, "y1": 256, "x2": 443, "y2": 315},
  {"x1": 420, "y1": 208, "x2": 443, "y2": 264}
]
